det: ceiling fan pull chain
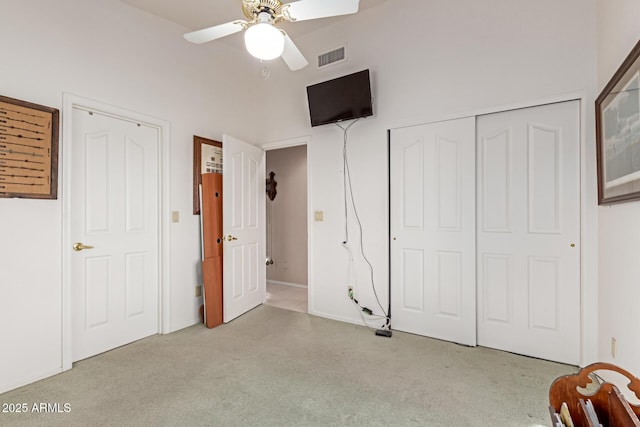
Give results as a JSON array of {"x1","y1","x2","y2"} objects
[{"x1": 280, "y1": 3, "x2": 294, "y2": 22}]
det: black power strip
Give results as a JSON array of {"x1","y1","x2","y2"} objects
[{"x1": 375, "y1": 329, "x2": 392, "y2": 338}]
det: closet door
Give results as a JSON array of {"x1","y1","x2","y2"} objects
[
  {"x1": 390, "y1": 117, "x2": 476, "y2": 346},
  {"x1": 71, "y1": 108, "x2": 160, "y2": 362},
  {"x1": 476, "y1": 101, "x2": 580, "y2": 365}
]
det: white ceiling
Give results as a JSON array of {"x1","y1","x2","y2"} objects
[{"x1": 120, "y1": 0, "x2": 387, "y2": 49}]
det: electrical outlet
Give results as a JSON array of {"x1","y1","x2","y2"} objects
[
  {"x1": 195, "y1": 285, "x2": 202, "y2": 298},
  {"x1": 611, "y1": 337, "x2": 617, "y2": 359}
]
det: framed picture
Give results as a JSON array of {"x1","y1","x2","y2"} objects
[
  {"x1": 596, "y1": 39, "x2": 640, "y2": 205},
  {"x1": 193, "y1": 135, "x2": 222, "y2": 214},
  {"x1": 0, "y1": 95, "x2": 59, "y2": 199}
]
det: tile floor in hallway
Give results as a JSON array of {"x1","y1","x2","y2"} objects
[{"x1": 265, "y1": 282, "x2": 308, "y2": 313}]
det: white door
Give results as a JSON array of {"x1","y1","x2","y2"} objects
[
  {"x1": 71, "y1": 108, "x2": 160, "y2": 362},
  {"x1": 476, "y1": 100, "x2": 580, "y2": 365},
  {"x1": 222, "y1": 134, "x2": 266, "y2": 322},
  {"x1": 390, "y1": 117, "x2": 477, "y2": 346}
]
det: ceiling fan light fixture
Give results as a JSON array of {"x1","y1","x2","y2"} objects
[
  {"x1": 244, "y1": 17, "x2": 284, "y2": 61},
  {"x1": 184, "y1": 0, "x2": 362, "y2": 71}
]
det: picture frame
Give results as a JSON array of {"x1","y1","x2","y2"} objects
[
  {"x1": 0, "y1": 95, "x2": 59, "y2": 199},
  {"x1": 596, "y1": 39, "x2": 640, "y2": 205},
  {"x1": 193, "y1": 135, "x2": 222, "y2": 214}
]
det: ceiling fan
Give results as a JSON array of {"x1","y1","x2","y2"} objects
[{"x1": 183, "y1": 0, "x2": 360, "y2": 71}]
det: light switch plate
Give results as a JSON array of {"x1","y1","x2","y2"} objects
[{"x1": 171, "y1": 211, "x2": 180, "y2": 223}]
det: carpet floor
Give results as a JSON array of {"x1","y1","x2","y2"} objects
[{"x1": 0, "y1": 305, "x2": 576, "y2": 426}]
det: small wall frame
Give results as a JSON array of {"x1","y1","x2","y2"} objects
[
  {"x1": 193, "y1": 135, "x2": 222, "y2": 214},
  {"x1": 596, "y1": 39, "x2": 640, "y2": 205},
  {"x1": 0, "y1": 95, "x2": 59, "y2": 199}
]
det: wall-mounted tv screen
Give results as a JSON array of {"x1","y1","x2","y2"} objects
[{"x1": 306, "y1": 69, "x2": 373, "y2": 127}]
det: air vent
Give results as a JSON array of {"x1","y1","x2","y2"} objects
[{"x1": 317, "y1": 46, "x2": 346, "y2": 68}]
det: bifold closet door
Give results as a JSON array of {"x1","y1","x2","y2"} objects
[
  {"x1": 390, "y1": 117, "x2": 477, "y2": 346},
  {"x1": 476, "y1": 100, "x2": 580, "y2": 365}
]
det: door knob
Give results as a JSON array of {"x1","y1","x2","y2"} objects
[
  {"x1": 73, "y1": 242, "x2": 94, "y2": 251},
  {"x1": 225, "y1": 235, "x2": 238, "y2": 242}
]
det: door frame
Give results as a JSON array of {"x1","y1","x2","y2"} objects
[
  {"x1": 260, "y1": 136, "x2": 312, "y2": 313},
  {"x1": 61, "y1": 93, "x2": 171, "y2": 371},
  {"x1": 388, "y1": 91, "x2": 597, "y2": 366}
]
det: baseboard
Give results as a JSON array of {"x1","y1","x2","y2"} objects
[
  {"x1": 266, "y1": 280, "x2": 307, "y2": 289},
  {"x1": 1, "y1": 367, "x2": 63, "y2": 395},
  {"x1": 308, "y1": 309, "x2": 368, "y2": 328}
]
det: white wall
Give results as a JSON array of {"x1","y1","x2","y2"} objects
[
  {"x1": 255, "y1": 0, "x2": 600, "y2": 347},
  {"x1": 0, "y1": 0, "x2": 606, "y2": 393},
  {"x1": 0, "y1": 0, "x2": 257, "y2": 393},
  {"x1": 596, "y1": 0, "x2": 640, "y2": 374},
  {"x1": 266, "y1": 146, "x2": 308, "y2": 286}
]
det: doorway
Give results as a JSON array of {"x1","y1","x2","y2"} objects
[{"x1": 264, "y1": 144, "x2": 309, "y2": 313}]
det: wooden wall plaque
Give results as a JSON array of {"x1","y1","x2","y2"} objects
[{"x1": 0, "y1": 95, "x2": 59, "y2": 199}]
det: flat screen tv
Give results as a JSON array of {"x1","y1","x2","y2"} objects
[{"x1": 306, "y1": 69, "x2": 373, "y2": 127}]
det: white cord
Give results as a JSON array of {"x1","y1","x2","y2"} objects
[
  {"x1": 350, "y1": 300, "x2": 388, "y2": 331},
  {"x1": 336, "y1": 120, "x2": 389, "y2": 321}
]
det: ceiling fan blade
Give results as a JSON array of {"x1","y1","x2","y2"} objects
[
  {"x1": 281, "y1": 34, "x2": 309, "y2": 71},
  {"x1": 286, "y1": 0, "x2": 359, "y2": 22},
  {"x1": 183, "y1": 21, "x2": 245, "y2": 44}
]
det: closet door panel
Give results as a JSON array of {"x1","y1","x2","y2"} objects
[
  {"x1": 390, "y1": 117, "x2": 476, "y2": 346},
  {"x1": 476, "y1": 101, "x2": 580, "y2": 365}
]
